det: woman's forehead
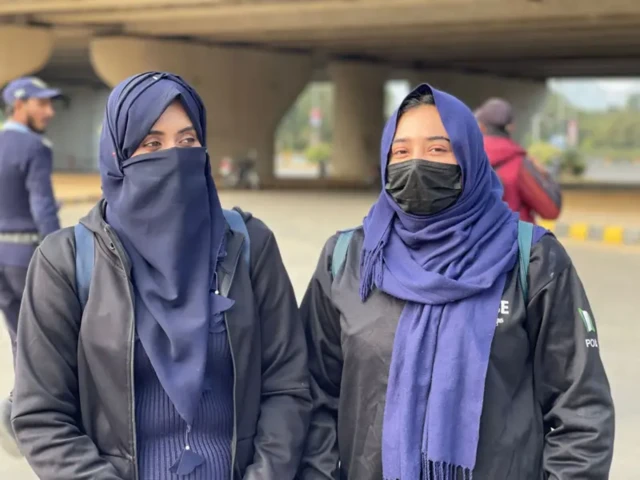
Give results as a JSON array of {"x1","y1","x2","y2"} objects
[
  {"x1": 149, "y1": 101, "x2": 192, "y2": 130},
  {"x1": 394, "y1": 104, "x2": 448, "y2": 138}
]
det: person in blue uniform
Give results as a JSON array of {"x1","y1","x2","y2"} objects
[
  {"x1": 0, "y1": 76, "x2": 61, "y2": 455},
  {"x1": 11, "y1": 72, "x2": 310, "y2": 480}
]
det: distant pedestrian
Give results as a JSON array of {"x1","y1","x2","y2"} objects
[
  {"x1": 0, "y1": 76, "x2": 61, "y2": 456},
  {"x1": 476, "y1": 97, "x2": 562, "y2": 223}
]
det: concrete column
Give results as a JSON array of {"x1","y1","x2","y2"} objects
[
  {"x1": 329, "y1": 60, "x2": 387, "y2": 183},
  {"x1": 407, "y1": 70, "x2": 548, "y2": 143},
  {"x1": 90, "y1": 36, "x2": 313, "y2": 184},
  {"x1": 0, "y1": 26, "x2": 55, "y2": 86}
]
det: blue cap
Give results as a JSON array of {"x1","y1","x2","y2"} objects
[{"x1": 2, "y1": 77, "x2": 61, "y2": 106}]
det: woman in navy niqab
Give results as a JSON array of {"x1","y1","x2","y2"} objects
[
  {"x1": 10, "y1": 71, "x2": 312, "y2": 480},
  {"x1": 102, "y1": 72, "x2": 226, "y2": 427},
  {"x1": 101, "y1": 72, "x2": 234, "y2": 476}
]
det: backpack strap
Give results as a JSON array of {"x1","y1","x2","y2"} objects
[
  {"x1": 223, "y1": 208, "x2": 250, "y2": 267},
  {"x1": 517, "y1": 220, "x2": 534, "y2": 302},
  {"x1": 74, "y1": 223, "x2": 95, "y2": 310},
  {"x1": 331, "y1": 229, "x2": 356, "y2": 279}
]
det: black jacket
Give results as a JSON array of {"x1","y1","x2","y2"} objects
[
  {"x1": 298, "y1": 228, "x2": 614, "y2": 480},
  {"x1": 12, "y1": 201, "x2": 311, "y2": 480}
]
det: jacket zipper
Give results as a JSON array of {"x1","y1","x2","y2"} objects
[
  {"x1": 224, "y1": 312, "x2": 237, "y2": 480},
  {"x1": 104, "y1": 225, "x2": 139, "y2": 480},
  {"x1": 215, "y1": 273, "x2": 238, "y2": 480},
  {"x1": 104, "y1": 223, "x2": 240, "y2": 480}
]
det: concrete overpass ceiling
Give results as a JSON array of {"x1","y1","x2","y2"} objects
[
  {"x1": 452, "y1": 57, "x2": 640, "y2": 78},
  {"x1": 3, "y1": 0, "x2": 640, "y2": 79},
  {"x1": 0, "y1": 0, "x2": 236, "y2": 16},
  {"x1": 31, "y1": 0, "x2": 640, "y2": 30},
  {"x1": 193, "y1": 22, "x2": 640, "y2": 62},
  {"x1": 35, "y1": 27, "x2": 103, "y2": 85},
  {"x1": 193, "y1": 18, "x2": 640, "y2": 44},
  {"x1": 242, "y1": 22, "x2": 640, "y2": 51}
]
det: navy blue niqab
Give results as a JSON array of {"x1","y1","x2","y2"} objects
[{"x1": 99, "y1": 72, "x2": 231, "y2": 435}]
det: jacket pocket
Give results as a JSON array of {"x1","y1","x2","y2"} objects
[
  {"x1": 100, "y1": 452, "x2": 134, "y2": 479},
  {"x1": 234, "y1": 435, "x2": 255, "y2": 478}
]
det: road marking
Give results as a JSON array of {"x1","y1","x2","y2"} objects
[
  {"x1": 603, "y1": 226, "x2": 625, "y2": 245},
  {"x1": 569, "y1": 223, "x2": 589, "y2": 241},
  {"x1": 561, "y1": 238, "x2": 640, "y2": 255},
  {"x1": 539, "y1": 220, "x2": 639, "y2": 246}
]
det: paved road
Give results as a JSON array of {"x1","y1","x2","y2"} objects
[{"x1": 1, "y1": 192, "x2": 638, "y2": 479}]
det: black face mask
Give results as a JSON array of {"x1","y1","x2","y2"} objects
[{"x1": 385, "y1": 159, "x2": 462, "y2": 216}]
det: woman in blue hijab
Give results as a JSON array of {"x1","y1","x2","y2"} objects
[
  {"x1": 11, "y1": 72, "x2": 311, "y2": 480},
  {"x1": 298, "y1": 84, "x2": 614, "y2": 480}
]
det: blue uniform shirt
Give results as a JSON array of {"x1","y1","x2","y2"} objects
[{"x1": 0, "y1": 121, "x2": 60, "y2": 267}]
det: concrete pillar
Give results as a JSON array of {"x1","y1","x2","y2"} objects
[
  {"x1": 90, "y1": 36, "x2": 313, "y2": 184},
  {"x1": 329, "y1": 60, "x2": 387, "y2": 183},
  {"x1": 0, "y1": 26, "x2": 55, "y2": 86},
  {"x1": 407, "y1": 71, "x2": 548, "y2": 143}
]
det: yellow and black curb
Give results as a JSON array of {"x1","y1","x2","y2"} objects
[{"x1": 538, "y1": 220, "x2": 640, "y2": 246}]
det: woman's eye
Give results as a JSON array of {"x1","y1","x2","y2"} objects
[
  {"x1": 143, "y1": 140, "x2": 161, "y2": 148},
  {"x1": 179, "y1": 137, "x2": 196, "y2": 145},
  {"x1": 393, "y1": 149, "x2": 408, "y2": 156}
]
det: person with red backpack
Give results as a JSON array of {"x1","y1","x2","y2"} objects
[{"x1": 476, "y1": 98, "x2": 561, "y2": 223}]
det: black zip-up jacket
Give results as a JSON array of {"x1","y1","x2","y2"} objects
[
  {"x1": 12, "y1": 201, "x2": 311, "y2": 480},
  {"x1": 298, "y1": 228, "x2": 614, "y2": 480}
]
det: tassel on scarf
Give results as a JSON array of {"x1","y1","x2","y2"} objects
[
  {"x1": 424, "y1": 458, "x2": 473, "y2": 480},
  {"x1": 383, "y1": 458, "x2": 473, "y2": 480},
  {"x1": 359, "y1": 223, "x2": 391, "y2": 301}
]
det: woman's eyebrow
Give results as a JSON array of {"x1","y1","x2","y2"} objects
[
  {"x1": 145, "y1": 126, "x2": 195, "y2": 136},
  {"x1": 426, "y1": 135, "x2": 450, "y2": 143},
  {"x1": 177, "y1": 126, "x2": 195, "y2": 134},
  {"x1": 392, "y1": 135, "x2": 450, "y2": 144}
]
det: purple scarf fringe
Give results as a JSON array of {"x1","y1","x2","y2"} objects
[{"x1": 384, "y1": 457, "x2": 473, "y2": 480}]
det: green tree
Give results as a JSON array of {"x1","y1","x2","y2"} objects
[
  {"x1": 305, "y1": 142, "x2": 332, "y2": 164},
  {"x1": 626, "y1": 93, "x2": 640, "y2": 112},
  {"x1": 276, "y1": 82, "x2": 334, "y2": 153},
  {"x1": 536, "y1": 88, "x2": 640, "y2": 161}
]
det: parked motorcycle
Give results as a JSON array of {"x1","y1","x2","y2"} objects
[{"x1": 219, "y1": 150, "x2": 260, "y2": 189}]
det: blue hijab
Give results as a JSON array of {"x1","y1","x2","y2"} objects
[
  {"x1": 361, "y1": 85, "x2": 543, "y2": 479},
  {"x1": 100, "y1": 73, "x2": 231, "y2": 431}
]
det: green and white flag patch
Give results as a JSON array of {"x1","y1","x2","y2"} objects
[{"x1": 578, "y1": 308, "x2": 596, "y2": 334}]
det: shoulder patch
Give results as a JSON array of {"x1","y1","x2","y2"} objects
[
  {"x1": 578, "y1": 307, "x2": 599, "y2": 349},
  {"x1": 578, "y1": 308, "x2": 596, "y2": 334}
]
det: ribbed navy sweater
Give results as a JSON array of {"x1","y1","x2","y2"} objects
[{"x1": 134, "y1": 316, "x2": 234, "y2": 479}]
